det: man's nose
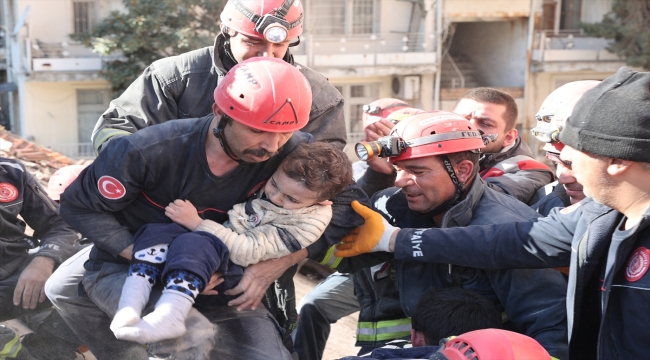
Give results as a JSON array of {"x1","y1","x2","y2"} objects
[
  {"x1": 557, "y1": 165, "x2": 576, "y2": 185},
  {"x1": 394, "y1": 171, "x2": 413, "y2": 188},
  {"x1": 260, "y1": 42, "x2": 275, "y2": 57},
  {"x1": 260, "y1": 132, "x2": 284, "y2": 153}
]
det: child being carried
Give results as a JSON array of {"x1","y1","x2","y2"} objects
[{"x1": 109, "y1": 142, "x2": 353, "y2": 343}]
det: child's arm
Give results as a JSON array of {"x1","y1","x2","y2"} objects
[
  {"x1": 165, "y1": 199, "x2": 203, "y2": 230},
  {"x1": 196, "y1": 201, "x2": 333, "y2": 267}
]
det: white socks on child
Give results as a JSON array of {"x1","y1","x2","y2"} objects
[
  {"x1": 112, "y1": 290, "x2": 193, "y2": 344},
  {"x1": 111, "y1": 274, "x2": 153, "y2": 331}
]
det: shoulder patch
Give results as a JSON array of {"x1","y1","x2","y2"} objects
[
  {"x1": 98, "y1": 176, "x2": 126, "y2": 200},
  {"x1": 0, "y1": 182, "x2": 18, "y2": 202},
  {"x1": 625, "y1": 247, "x2": 650, "y2": 282},
  {"x1": 373, "y1": 195, "x2": 391, "y2": 217}
]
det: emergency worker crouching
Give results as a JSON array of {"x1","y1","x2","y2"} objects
[
  {"x1": 45, "y1": 57, "x2": 365, "y2": 360},
  {"x1": 336, "y1": 111, "x2": 569, "y2": 359}
]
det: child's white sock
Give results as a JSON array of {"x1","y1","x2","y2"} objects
[
  {"x1": 111, "y1": 274, "x2": 153, "y2": 331},
  {"x1": 112, "y1": 290, "x2": 193, "y2": 344}
]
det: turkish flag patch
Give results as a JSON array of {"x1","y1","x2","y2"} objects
[
  {"x1": 97, "y1": 176, "x2": 126, "y2": 200},
  {"x1": 0, "y1": 182, "x2": 18, "y2": 202},
  {"x1": 625, "y1": 247, "x2": 650, "y2": 282}
]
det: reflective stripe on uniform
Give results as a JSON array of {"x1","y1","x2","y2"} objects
[
  {"x1": 356, "y1": 318, "x2": 412, "y2": 342},
  {"x1": 319, "y1": 244, "x2": 342, "y2": 269},
  {"x1": 0, "y1": 332, "x2": 23, "y2": 359},
  {"x1": 93, "y1": 128, "x2": 133, "y2": 154}
]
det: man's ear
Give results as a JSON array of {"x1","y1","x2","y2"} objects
[
  {"x1": 318, "y1": 200, "x2": 333, "y2": 206},
  {"x1": 455, "y1": 159, "x2": 475, "y2": 184},
  {"x1": 221, "y1": 24, "x2": 237, "y2": 37},
  {"x1": 606, "y1": 158, "x2": 633, "y2": 176},
  {"x1": 502, "y1": 128, "x2": 518, "y2": 148},
  {"x1": 213, "y1": 103, "x2": 223, "y2": 117},
  {"x1": 411, "y1": 329, "x2": 426, "y2": 347}
]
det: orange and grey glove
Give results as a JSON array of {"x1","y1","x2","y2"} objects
[{"x1": 335, "y1": 201, "x2": 400, "y2": 257}]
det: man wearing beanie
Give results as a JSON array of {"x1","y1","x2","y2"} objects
[{"x1": 334, "y1": 67, "x2": 650, "y2": 360}]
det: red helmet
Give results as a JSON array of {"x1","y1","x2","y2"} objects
[
  {"x1": 214, "y1": 57, "x2": 312, "y2": 132},
  {"x1": 388, "y1": 111, "x2": 485, "y2": 163},
  {"x1": 47, "y1": 164, "x2": 88, "y2": 201},
  {"x1": 362, "y1": 98, "x2": 410, "y2": 130},
  {"x1": 220, "y1": 0, "x2": 304, "y2": 43},
  {"x1": 532, "y1": 80, "x2": 600, "y2": 153},
  {"x1": 434, "y1": 329, "x2": 551, "y2": 360},
  {"x1": 385, "y1": 107, "x2": 425, "y2": 124}
]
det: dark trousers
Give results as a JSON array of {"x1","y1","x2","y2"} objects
[
  {"x1": 294, "y1": 273, "x2": 359, "y2": 360},
  {"x1": 45, "y1": 246, "x2": 292, "y2": 360}
]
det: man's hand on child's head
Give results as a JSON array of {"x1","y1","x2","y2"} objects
[{"x1": 165, "y1": 199, "x2": 203, "y2": 230}]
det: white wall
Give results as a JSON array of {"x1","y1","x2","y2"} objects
[
  {"x1": 23, "y1": 81, "x2": 109, "y2": 144},
  {"x1": 19, "y1": 0, "x2": 123, "y2": 43}
]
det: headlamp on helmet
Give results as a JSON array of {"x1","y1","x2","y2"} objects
[
  {"x1": 355, "y1": 129, "x2": 484, "y2": 162},
  {"x1": 355, "y1": 135, "x2": 407, "y2": 161},
  {"x1": 531, "y1": 123, "x2": 562, "y2": 144},
  {"x1": 363, "y1": 102, "x2": 410, "y2": 116},
  {"x1": 230, "y1": 0, "x2": 302, "y2": 44}
]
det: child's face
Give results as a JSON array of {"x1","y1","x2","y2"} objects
[{"x1": 264, "y1": 168, "x2": 322, "y2": 210}]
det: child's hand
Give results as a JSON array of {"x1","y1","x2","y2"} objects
[{"x1": 165, "y1": 199, "x2": 203, "y2": 230}]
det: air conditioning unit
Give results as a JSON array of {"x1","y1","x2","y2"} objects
[{"x1": 391, "y1": 76, "x2": 421, "y2": 100}]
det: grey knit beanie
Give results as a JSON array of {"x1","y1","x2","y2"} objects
[{"x1": 560, "y1": 67, "x2": 650, "y2": 162}]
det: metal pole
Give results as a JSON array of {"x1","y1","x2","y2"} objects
[
  {"x1": 433, "y1": 0, "x2": 442, "y2": 110},
  {"x1": 523, "y1": 0, "x2": 538, "y2": 148}
]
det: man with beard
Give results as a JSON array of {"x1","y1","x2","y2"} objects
[
  {"x1": 46, "y1": 58, "x2": 363, "y2": 360},
  {"x1": 453, "y1": 88, "x2": 554, "y2": 203}
]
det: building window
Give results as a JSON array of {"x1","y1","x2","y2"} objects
[
  {"x1": 73, "y1": 1, "x2": 98, "y2": 34},
  {"x1": 77, "y1": 89, "x2": 109, "y2": 145},
  {"x1": 309, "y1": 0, "x2": 378, "y2": 36},
  {"x1": 336, "y1": 83, "x2": 379, "y2": 144}
]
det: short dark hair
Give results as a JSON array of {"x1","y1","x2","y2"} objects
[
  {"x1": 446, "y1": 150, "x2": 480, "y2": 183},
  {"x1": 280, "y1": 142, "x2": 353, "y2": 201},
  {"x1": 411, "y1": 287, "x2": 502, "y2": 345},
  {"x1": 460, "y1": 88, "x2": 518, "y2": 130}
]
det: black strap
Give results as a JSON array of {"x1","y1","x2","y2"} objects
[
  {"x1": 213, "y1": 114, "x2": 248, "y2": 165},
  {"x1": 230, "y1": 0, "x2": 261, "y2": 23},
  {"x1": 425, "y1": 155, "x2": 464, "y2": 217},
  {"x1": 275, "y1": 0, "x2": 294, "y2": 18},
  {"x1": 229, "y1": 0, "x2": 302, "y2": 29}
]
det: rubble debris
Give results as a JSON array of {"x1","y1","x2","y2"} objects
[{"x1": 0, "y1": 126, "x2": 93, "y2": 187}]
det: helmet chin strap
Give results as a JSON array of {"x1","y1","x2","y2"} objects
[
  {"x1": 427, "y1": 155, "x2": 466, "y2": 217},
  {"x1": 212, "y1": 115, "x2": 250, "y2": 166}
]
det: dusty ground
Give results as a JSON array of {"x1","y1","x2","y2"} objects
[{"x1": 294, "y1": 272, "x2": 360, "y2": 360}]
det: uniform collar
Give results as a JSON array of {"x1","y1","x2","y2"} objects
[{"x1": 439, "y1": 175, "x2": 485, "y2": 228}]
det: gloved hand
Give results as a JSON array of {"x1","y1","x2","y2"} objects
[{"x1": 335, "y1": 200, "x2": 400, "y2": 257}]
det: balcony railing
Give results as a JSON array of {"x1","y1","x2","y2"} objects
[
  {"x1": 293, "y1": 32, "x2": 432, "y2": 55},
  {"x1": 290, "y1": 32, "x2": 436, "y2": 68},
  {"x1": 30, "y1": 40, "x2": 121, "y2": 72},
  {"x1": 44, "y1": 143, "x2": 96, "y2": 160},
  {"x1": 532, "y1": 30, "x2": 621, "y2": 63}
]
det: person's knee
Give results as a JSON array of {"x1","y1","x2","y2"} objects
[
  {"x1": 45, "y1": 246, "x2": 92, "y2": 306},
  {"x1": 44, "y1": 268, "x2": 68, "y2": 306}
]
